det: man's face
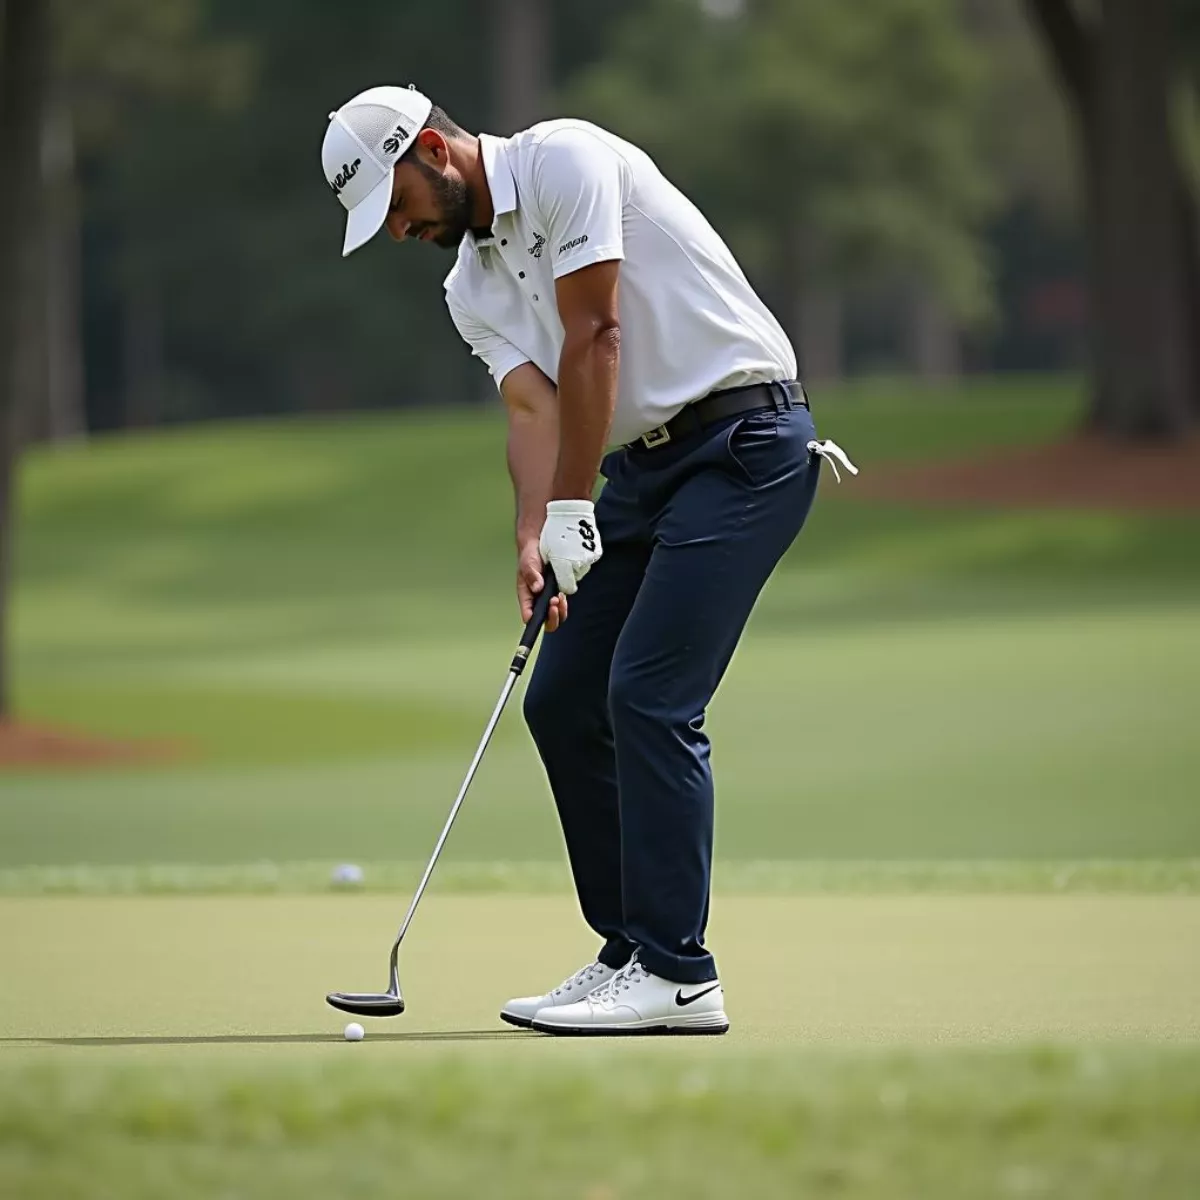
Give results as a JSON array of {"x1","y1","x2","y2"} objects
[{"x1": 384, "y1": 152, "x2": 472, "y2": 250}]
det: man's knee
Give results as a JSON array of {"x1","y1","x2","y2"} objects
[
  {"x1": 608, "y1": 658, "x2": 668, "y2": 730},
  {"x1": 609, "y1": 644, "x2": 718, "y2": 740}
]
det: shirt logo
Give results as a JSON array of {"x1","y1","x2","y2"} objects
[
  {"x1": 329, "y1": 159, "x2": 361, "y2": 196},
  {"x1": 558, "y1": 234, "x2": 589, "y2": 255},
  {"x1": 528, "y1": 232, "x2": 546, "y2": 258}
]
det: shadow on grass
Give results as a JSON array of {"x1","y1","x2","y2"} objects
[{"x1": 1, "y1": 1030, "x2": 534, "y2": 1047}]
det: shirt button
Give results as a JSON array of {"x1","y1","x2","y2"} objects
[
  {"x1": 532, "y1": 294, "x2": 539, "y2": 301},
  {"x1": 501, "y1": 239, "x2": 507, "y2": 246},
  {"x1": 519, "y1": 271, "x2": 525, "y2": 279}
]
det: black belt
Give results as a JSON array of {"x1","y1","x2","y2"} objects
[{"x1": 628, "y1": 380, "x2": 808, "y2": 450}]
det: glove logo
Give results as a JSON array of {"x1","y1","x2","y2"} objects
[{"x1": 577, "y1": 519, "x2": 597, "y2": 552}]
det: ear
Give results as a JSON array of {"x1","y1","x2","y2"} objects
[{"x1": 414, "y1": 128, "x2": 448, "y2": 165}]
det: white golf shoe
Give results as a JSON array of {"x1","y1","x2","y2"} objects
[
  {"x1": 530, "y1": 957, "x2": 729, "y2": 1036},
  {"x1": 500, "y1": 959, "x2": 617, "y2": 1029}
]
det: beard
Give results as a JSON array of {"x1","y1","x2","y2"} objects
[{"x1": 413, "y1": 160, "x2": 472, "y2": 249}]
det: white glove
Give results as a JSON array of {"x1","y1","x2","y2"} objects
[{"x1": 539, "y1": 500, "x2": 602, "y2": 595}]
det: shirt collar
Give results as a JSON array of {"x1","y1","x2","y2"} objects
[{"x1": 470, "y1": 134, "x2": 517, "y2": 252}]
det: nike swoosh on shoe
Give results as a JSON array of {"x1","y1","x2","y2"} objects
[{"x1": 674, "y1": 983, "x2": 721, "y2": 1007}]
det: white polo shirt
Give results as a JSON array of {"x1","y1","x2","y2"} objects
[{"x1": 443, "y1": 119, "x2": 797, "y2": 447}]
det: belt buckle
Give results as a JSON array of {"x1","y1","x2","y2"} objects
[{"x1": 640, "y1": 424, "x2": 671, "y2": 449}]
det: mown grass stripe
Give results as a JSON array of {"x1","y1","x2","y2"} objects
[{"x1": 0, "y1": 859, "x2": 1197, "y2": 896}]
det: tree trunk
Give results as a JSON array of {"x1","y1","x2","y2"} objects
[
  {"x1": 0, "y1": 0, "x2": 52, "y2": 719},
  {"x1": 1086, "y1": 0, "x2": 1191, "y2": 436},
  {"x1": 795, "y1": 287, "x2": 844, "y2": 383},
  {"x1": 13, "y1": 211, "x2": 48, "y2": 447},
  {"x1": 905, "y1": 283, "x2": 960, "y2": 381},
  {"x1": 0, "y1": 410, "x2": 15, "y2": 716},
  {"x1": 42, "y1": 78, "x2": 87, "y2": 444},
  {"x1": 784, "y1": 220, "x2": 843, "y2": 382},
  {"x1": 1172, "y1": 166, "x2": 1200, "y2": 419},
  {"x1": 122, "y1": 268, "x2": 164, "y2": 428},
  {"x1": 491, "y1": 0, "x2": 550, "y2": 132},
  {"x1": 1025, "y1": 0, "x2": 1195, "y2": 438},
  {"x1": 14, "y1": 72, "x2": 85, "y2": 449}
]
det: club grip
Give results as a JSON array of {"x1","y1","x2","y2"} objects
[{"x1": 511, "y1": 563, "x2": 559, "y2": 674}]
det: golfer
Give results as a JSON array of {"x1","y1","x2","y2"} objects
[{"x1": 321, "y1": 84, "x2": 854, "y2": 1036}]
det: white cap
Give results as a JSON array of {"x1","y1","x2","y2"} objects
[{"x1": 322, "y1": 84, "x2": 434, "y2": 257}]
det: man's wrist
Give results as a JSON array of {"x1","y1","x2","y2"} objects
[{"x1": 550, "y1": 475, "x2": 598, "y2": 502}]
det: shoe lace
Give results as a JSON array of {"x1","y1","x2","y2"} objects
[
  {"x1": 589, "y1": 957, "x2": 648, "y2": 1007},
  {"x1": 550, "y1": 961, "x2": 606, "y2": 999}
]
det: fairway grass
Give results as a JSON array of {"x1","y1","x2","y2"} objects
[
  {"x1": 7, "y1": 381, "x2": 1200, "y2": 870},
  {"x1": 6, "y1": 604, "x2": 1200, "y2": 867},
  {"x1": 4, "y1": 1047, "x2": 1200, "y2": 1199},
  {"x1": 2, "y1": 894, "x2": 1199, "y2": 1198}
]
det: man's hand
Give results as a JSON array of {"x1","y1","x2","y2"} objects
[
  {"x1": 539, "y1": 500, "x2": 602, "y2": 595},
  {"x1": 518, "y1": 539, "x2": 568, "y2": 631}
]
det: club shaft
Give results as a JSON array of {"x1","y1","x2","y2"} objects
[{"x1": 390, "y1": 668, "x2": 521, "y2": 952}]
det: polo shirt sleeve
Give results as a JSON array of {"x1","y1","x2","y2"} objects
[
  {"x1": 446, "y1": 293, "x2": 531, "y2": 388},
  {"x1": 530, "y1": 129, "x2": 627, "y2": 280}
]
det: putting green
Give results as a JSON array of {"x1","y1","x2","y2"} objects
[
  {"x1": 3, "y1": 894, "x2": 1200, "y2": 1199},
  {"x1": 3, "y1": 894, "x2": 1197, "y2": 1048}
]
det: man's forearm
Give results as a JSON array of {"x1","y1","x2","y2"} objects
[
  {"x1": 507, "y1": 406, "x2": 560, "y2": 547},
  {"x1": 551, "y1": 325, "x2": 620, "y2": 500}
]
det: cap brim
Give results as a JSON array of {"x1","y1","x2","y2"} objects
[{"x1": 341, "y1": 171, "x2": 393, "y2": 258}]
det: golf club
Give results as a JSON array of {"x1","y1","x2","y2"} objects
[{"x1": 326, "y1": 565, "x2": 559, "y2": 1018}]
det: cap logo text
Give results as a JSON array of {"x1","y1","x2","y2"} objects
[
  {"x1": 382, "y1": 121, "x2": 412, "y2": 156},
  {"x1": 330, "y1": 159, "x2": 362, "y2": 196}
]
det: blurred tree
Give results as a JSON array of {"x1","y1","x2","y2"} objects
[
  {"x1": 0, "y1": 0, "x2": 52, "y2": 718},
  {"x1": 491, "y1": 0, "x2": 550, "y2": 133},
  {"x1": 60, "y1": 0, "x2": 664, "y2": 427},
  {"x1": 9, "y1": 64, "x2": 87, "y2": 451},
  {"x1": 963, "y1": 0, "x2": 1085, "y2": 375},
  {"x1": 1023, "y1": 0, "x2": 1197, "y2": 436},
  {"x1": 61, "y1": 0, "x2": 251, "y2": 428},
  {"x1": 72, "y1": 0, "x2": 496, "y2": 425},
  {"x1": 89, "y1": 0, "x2": 642, "y2": 426},
  {"x1": 968, "y1": 0, "x2": 1076, "y2": 215},
  {"x1": 562, "y1": 0, "x2": 995, "y2": 381},
  {"x1": 39, "y1": 76, "x2": 87, "y2": 444}
]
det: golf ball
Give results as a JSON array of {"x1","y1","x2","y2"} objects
[
  {"x1": 331, "y1": 863, "x2": 365, "y2": 889},
  {"x1": 344, "y1": 1022, "x2": 365, "y2": 1042}
]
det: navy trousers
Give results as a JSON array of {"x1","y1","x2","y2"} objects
[{"x1": 522, "y1": 385, "x2": 822, "y2": 984}]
